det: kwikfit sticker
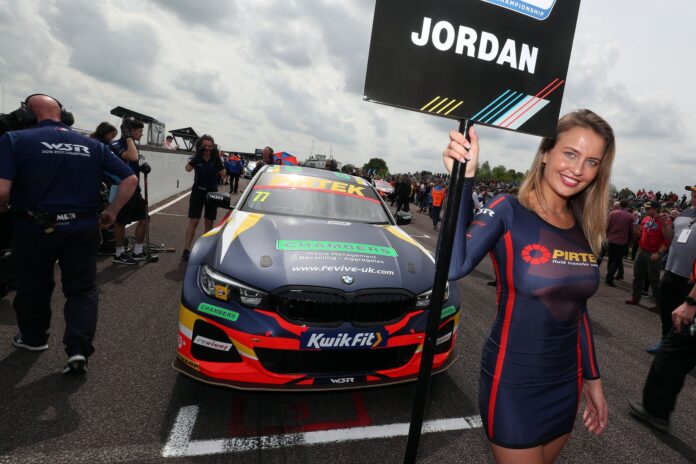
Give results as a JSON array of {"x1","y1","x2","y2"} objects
[{"x1": 301, "y1": 330, "x2": 387, "y2": 350}]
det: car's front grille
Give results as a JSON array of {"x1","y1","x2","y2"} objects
[
  {"x1": 255, "y1": 345, "x2": 418, "y2": 375},
  {"x1": 271, "y1": 288, "x2": 417, "y2": 326}
]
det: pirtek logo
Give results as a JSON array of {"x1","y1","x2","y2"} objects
[
  {"x1": 521, "y1": 243, "x2": 598, "y2": 265},
  {"x1": 40, "y1": 142, "x2": 90, "y2": 154},
  {"x1": 305, "y1": 332, "x2": 382, "y2": 349}
]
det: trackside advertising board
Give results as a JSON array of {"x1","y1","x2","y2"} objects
[{"x1": 363, "y1": 0, "x2": 581, "y2": 138}]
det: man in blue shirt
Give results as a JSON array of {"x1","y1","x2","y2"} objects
[
  {"x1": 225, "y1": 152, "x2": 244, "y2": 194},
  {"x1": 0, "y1": 95, "x2": 138, "y2": 374},
  {"x1": 110, "y1": 117, "x2": 148, "y2": 264}
]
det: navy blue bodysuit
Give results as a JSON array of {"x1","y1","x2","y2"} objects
[{"x1": 450, "y1": 179, "x2": 600, "y2": 448}]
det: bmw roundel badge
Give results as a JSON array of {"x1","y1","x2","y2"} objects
[{"x1": 341, "y1": 275, "x2": 355, "y2": 285}]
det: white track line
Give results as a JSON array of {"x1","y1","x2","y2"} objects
[
  {"x1": 125, "y1": 190, "x2": 191, "y2": 229},
  {"x1": 161, "y1": 405, "x2": 481, "y2": 458}
]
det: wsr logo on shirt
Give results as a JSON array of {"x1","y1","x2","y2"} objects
[
  {"x1": 481, "y1": 0, "x2": 557, "y2": 20},
  {"x1": 40, "y1": 142, "x2": 90, "y2": 156}
]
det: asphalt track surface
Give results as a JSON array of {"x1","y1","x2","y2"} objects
[{"x1": 1, "y1": 178, "x2": 695, "y2": 464}]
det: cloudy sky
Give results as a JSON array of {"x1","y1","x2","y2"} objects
[{"x1": 0, "y1": 0, "x2": 693, "y2": 193}]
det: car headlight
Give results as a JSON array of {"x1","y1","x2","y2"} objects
[
  {"x1": 416, "y1": 282, "x2": 450, "y2": 308},
  {"x1": 199, "y1": 265, "x2": 268, "y2": 307}
]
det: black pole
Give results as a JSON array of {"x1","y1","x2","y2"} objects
[{"x1": 404, "y1": 118, "x2": 472, "y2": 464}]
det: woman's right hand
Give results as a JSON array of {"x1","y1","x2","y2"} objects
[{"x1": 442, "y1": 126, "x2": 479, "y2": 177}]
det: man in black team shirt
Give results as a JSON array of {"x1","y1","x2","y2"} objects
[
  {"x1": 0, "y1": 95, "x2": 137, "y2": 374},
  {"x1": 111, "y1": 118, "x2": 148, "y2": 265},
  {"x1": 181, "y1": 135, "x2": 226, "y2": 261},
  {"x1": 250, "y1": 146, "x2": 274, "y2": 178}
]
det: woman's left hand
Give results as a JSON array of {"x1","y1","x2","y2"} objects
[{"x1": 582, "y1": 378, "x2": 608, "y2": 435}]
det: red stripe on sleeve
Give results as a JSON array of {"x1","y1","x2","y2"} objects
[
  {"x1": 576, "y1": 328, "x2": 582, "y2": 411},
  {"x1": 488, "y1": 251, "x2": 502, "y2": 308},
  {"x1": 486, "y1": 196, "x2": 506, "y2": 210},
  {"x1": 487, "y1": 232, "x2": 515, "y2": 438},
  {"x1": 583, "y1": 312, "x2": 598, "y2": 378}
]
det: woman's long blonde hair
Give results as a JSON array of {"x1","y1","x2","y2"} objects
[{"x1": 518, "y1": 109, "x2": 616, "y2": 256}]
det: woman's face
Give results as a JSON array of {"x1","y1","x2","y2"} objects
[
  {"x1": 104, "y1": 130, "x2": 117, "y2": 143},
  {"x1": 541, "y1": 126, "x2": 606, "y2": 200},
  {"x1": 200, "y1": 140, "x2": 213, "y2": 155}
]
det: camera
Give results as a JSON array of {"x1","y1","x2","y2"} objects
[
  {"x1": 0, "y1": 109, "x2": 31, "y2": 137},
  {"x1": 140, "y1": 162, "x2": 152, "y2": 175}
]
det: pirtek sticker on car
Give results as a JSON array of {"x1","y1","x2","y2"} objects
[
  {"x1": 300, "y1": 330, "x2": 387, "y2": 350},
  {"x1": 277, "y1": 240, "x2": 397, "y2": 257}
]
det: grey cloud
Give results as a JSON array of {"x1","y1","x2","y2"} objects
[
  {"x1": 174, "y1": 68, "x2": 230, "y2": 104},
  {"x1": 372, "y1": 112, "x2": 388, "y2": 138},
  {"x1": 43, "y1": 0, "x2": 160, "y2": 92},
  {"x1": 263, "y1": 78, "x2": 356, "y2": 146},
  {"x1": 565, "y1": 42, "x2": 684, "y2": 140},
  {"x1": 149, "y1": 0, "x2": 236, "y2": 26},
  {"x1": 245, "y1": 1, "x2": 371, "y2": 91},
  {"x1": 0, "y1": 7, "x2": 59, "y2": 87},
  {"x1": 309, "y1": 1, "x2": 372, "y2": 94}
]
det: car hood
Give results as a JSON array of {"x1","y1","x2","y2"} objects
[{"x1": 210, "y1": 211, "x2": 435, "y2": 293}]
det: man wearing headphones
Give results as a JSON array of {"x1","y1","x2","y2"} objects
[
  {"x1": 110, "y1": 117, "x2": 148, "y2": 264},
  {"x1": 0, "y1": 94, "x2": 138, "y2": 374}
]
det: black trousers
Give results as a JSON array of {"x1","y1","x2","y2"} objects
[
  {"x1": 605, "y1": 242, "x2": 627, "y2": 283},
  {"x1": 643, "y1": 328, "x2": 696, "y2": 421},
  {"x1": 396, "y1": 198, "x2": 410, "y2": 212},
  {"x1": 229, "y1": 173, "x2": 240, "y2": 193},
  {"x1": 431, "y1": 205, "x2": 442, "y2": 228},
  {"x1": 12, "y1": 222, "x2": 98, "y2": 357},
  {"x1": 658, "y1": 272, "x2": 692, "y2": 338}
]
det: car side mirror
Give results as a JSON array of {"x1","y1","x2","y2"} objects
[
  {"x1": 396, "y1": 211, "x2": 412, "y2": 225},
  {"x1": 207, "y1": 192, "x2": 234, "y2": 210}
]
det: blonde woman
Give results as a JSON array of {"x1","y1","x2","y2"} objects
[{"x1": 443, "y1": 110, "x2": 615, "y2": 464}]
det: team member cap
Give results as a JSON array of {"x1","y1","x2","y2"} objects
[
  {"x1": 685, "y1": 185, "x2": 696, "y2": 191},
  {"x1": 648, "y1": 200, "x2": 660, "y2": 209}
]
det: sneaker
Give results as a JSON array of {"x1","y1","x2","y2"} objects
[
  {"x1": 181, "y1": 249, "x2": 191, "y2": 261},
  {"x1": 646, "y1": 340, "x2": 663, "y2": 354},
  {"x1": 131, "y1": 252, "x2": 147, "y2": 261},
  {"x1": 62, "y1": 354, "x2": 87, "y2": 375},
  {"x1": 628, "y1": 400, "x2": 669, "y2": 432},
  {"x1": 616, "y1": 276, "x2": 624, "y2": 281},
  {"x1": 113, "y1": 253, "x2": 137, "y2": 265},
  {"x1": 625, "y1": 297, "x2": 640, "y2": 305},
  {"x1": 12, "y1": 334, "x2": 48, "y2": 352}
]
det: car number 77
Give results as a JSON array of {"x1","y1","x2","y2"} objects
[{"x1": 253, "y1": 191, "x2": 270, "y2": 202}]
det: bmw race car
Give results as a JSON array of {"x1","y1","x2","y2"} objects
[{"x1": 175, "y1": 165, "x2": 461, "y2": 390}]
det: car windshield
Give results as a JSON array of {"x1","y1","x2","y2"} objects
[{"x1": 241, "y1": 170, "x2": 391, "y2": 224}]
